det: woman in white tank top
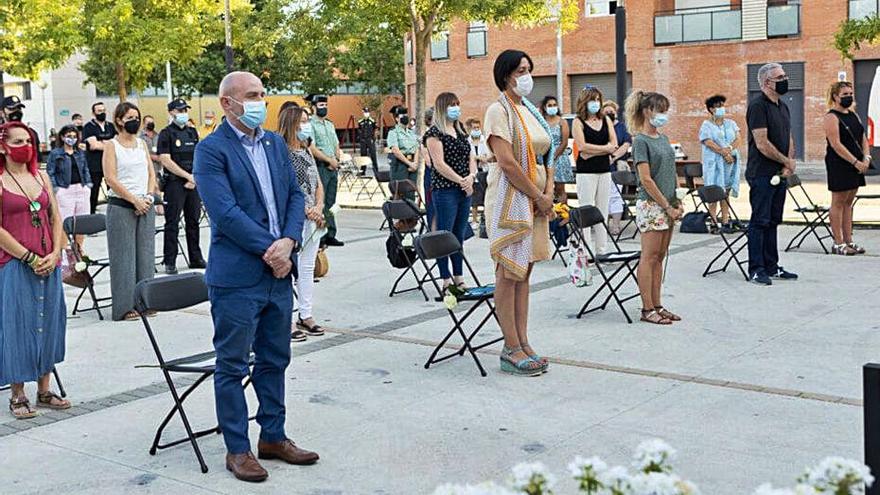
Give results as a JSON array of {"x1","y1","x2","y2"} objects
[{"x1": 102, "y1": 102, "x2": 159, "y2": 321}]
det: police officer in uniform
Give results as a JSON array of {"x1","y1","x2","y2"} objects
[
  {"x1": 357, "y1": 106, "x2": 378, "y2": 171},
  {"x1": 3, "y1": 96, "x2": 41, "y2": 160},
  {"x1": 157, "y1": 98, "x2": 206, "y2": 274}
]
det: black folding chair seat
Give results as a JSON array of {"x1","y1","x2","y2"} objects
[
  {"x1": 569, "y1": 206, "x2": 641, "y2": 323},
  {"x1": 63, "y1": 214, "x2": 111, "y2": 320},
  {"x1": 697, "y1": 186, "x2": 749, "y2": 280},
  {"x1": 384, "y1": 200, "x2": 436, "y2": 301},
  {"x1": 784, "y1": 174, "x2": 833, "y2": 254},
  {"x1": 415, "y1": 231, "x2": 501, "y2": 376},
  {"x1": 134, "y1": 273, "x2": 255, "y2": 474},
  {"x1": 682, "y1": 164, "x2": 704, "y2": 209}
]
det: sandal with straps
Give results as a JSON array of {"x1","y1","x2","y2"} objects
[
  {"x1": 500, "y1": 346, "x2": 543, "y2": 377},
  {"x1": 848, "y1": 242, "x2": 866, "y2": 255},
  {"x1": 640, "y1": 309, "x2": 672, "y2": 326},
  {"x1": 37, "y1": 391, "x2": 70, "y2": 410},
  {"x1": 521, "y1": 344, "x2": 549, "y2": 373},
  {"x1": 9, "y1": 396, "x2": 38, "y2": 419},
  {"x1": 296, "y1": 318, "x2": 324, "y2": 336},
  {"x1": 654, "y1": 306, "x2": 681, "y2": 322}
]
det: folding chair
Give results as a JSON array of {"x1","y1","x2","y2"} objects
[
  {"x1": 549, "y1": 218, "x2": 569, "y2": 266},
  {"x1": 63, "y1": 214, "x2": 112, "y2": 320},
  {"x1": 354, "y1": 157, "x2": 384, "y2": 201},
  {"x1": 611, "y1": 170, "x2": 639, "y2": 242},
  {"x1": 698, "y1": 186, "x2": 749, "y2": 281},
  {"x1": 384, "y1": 199, "x2": 435, "y2": 301},
  {"x1": 569, "y1": 206, "x2": 641, "y2": 323},
  {"x1": 386, "y1": 179, "x2": 426, "y2": 231},
  {"x1": 682, "y1": 163, "x2": 703, "y2": 210},
  {"x1": 134, "y1": 273, "x2": 255, "y2": 474},
  {"x1": 154, "y1": 219, "x2": 190, "y2": 268},
  {"x1": 784, "y1": 174, "x2": 833, "y2": 254},
  {"x1": 415, "y1": 231, "x2": 501, "y2": 376}
]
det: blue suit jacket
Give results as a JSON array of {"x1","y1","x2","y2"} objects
[{"x1": 194, "y1": 121, "x2": 305, "y2": 288}]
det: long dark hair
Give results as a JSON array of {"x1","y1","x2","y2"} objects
[
  {"x1": 113, "y1": 101, "x2": 141, "y2": 134},
  {"x1": 278, "y1": 105, "x2": 309, "y2": 148},
  {"x1": 540, "y1": 96, "x2": 558, "y2": 116},
  {"x1": 57, "y1": 124, "x2": 79, "y2": 148}
]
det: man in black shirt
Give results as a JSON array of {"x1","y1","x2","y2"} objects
[
  {"x1": 81, "y1": 101, "x2": 117, "y2": 213},
  {"x1": 745, "y1": 63, "x2": 799, "y2": 286},
  {"x1": 357, "y1": 106, "x2": 378, "y2": 170},
  {"x1": 3, "y1": 96, "x2": 41, "y2": 161},
  {"x1": 158, "y1": 98, "x2": 205, "y2": 273}
]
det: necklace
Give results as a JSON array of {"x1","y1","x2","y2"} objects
[{"x1": 6, "y1": 172, "x2": 47, "y2": 251}]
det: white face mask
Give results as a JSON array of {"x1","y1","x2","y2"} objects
[{"x1": 514, "y1": 73, "x2": 534, "y2": 97}]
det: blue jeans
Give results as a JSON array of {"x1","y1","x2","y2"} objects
[
  {"x1": 747, "y1": 176, "x2": 786, "y2": 277},
  {"x1": 209, "y1": 274, "x2": 293, "y2": 454},
  {"x1": 432, "y1": 188, "x2": 472, "y2": 279}
]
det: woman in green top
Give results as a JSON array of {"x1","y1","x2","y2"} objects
[
  {"x1": 387, "y1": 107, "x2": 420, "y2": 195},
  {"x1": 625, "y1": 90, "x2": 683, "y2": 325}
]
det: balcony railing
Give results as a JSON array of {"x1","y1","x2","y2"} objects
[
  {"x1": 767, "y1": 1, "x2": 801, "y2": 38},
  {"x1": 654, "y1": 4, "x2": 742, "y2": 45}
]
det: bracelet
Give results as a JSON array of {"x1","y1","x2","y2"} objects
[{"x1": 19, "y1": 250, "x2": 31, "y2": 262}]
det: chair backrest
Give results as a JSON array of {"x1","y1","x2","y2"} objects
[
  {"x1": 697, "y1": 185, "x2": 727, "y2": 204},
  {"x1": 785, "y1": 173, "x2": 802, "y2": 188},
  {"x1": 683, "y1": 163, "x2": 703, "y2": 179},
  {"x1": 611, "y1": 170, "x2": 638, "y2": 187},
  {"x1": 415, "y1": 230, "x2": 461, "y2": 260},
  {"x1": 135, "y1": 273, "x2": 208, "y2": 313},
  {"x1": 390, "y1": 179, "x2": 417, "y2": 197},
  {"x1": 383, "y1": 199, "x2": 421, "y2": 222},
  {"x1": 376, "y1": 169, "x2": 391, "y2": 183},
  {"x1": 570, "y1": 205, "x2": 605, "y2": 229},
  {"x1": 63, "y1": 214, "x2": 106, "y2": 236}
]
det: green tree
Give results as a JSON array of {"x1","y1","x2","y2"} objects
[
  {"x1": 0, "y1": 0, "x2": 83, "y2": 80},
  {"x1": 835, "y1": 14, "x2": 880, "y2": 59},
  {"x1": 79, "y1": 0, "x2": 224, "y2": 101}
]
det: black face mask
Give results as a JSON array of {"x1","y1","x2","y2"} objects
[
  {"x1": 840, "y1": 96, "x2": 854, "y2": 109},
  {"x1": 316, "y1": 107, "x2": 328, "y2": 118},
  {"x1": 123, "y1": 119, "x2": 141, "y2": 134},
  {"x1": 399, "y1": 116, "x2": 410, "y2": 126},
  {"x1": 774, "y1": 79, "x2": 789, "y2": 96},
  {"x1": 95, "y1": 112, "x2": 107, "y2": 122},
  {"x1": 7, "y1": 110, "x2": 23, "y2": 122},
  {"x1": 75, "y1": 125, "x2": 84, "y2": 132},
  {"x1": 145, "y1": 122, "x2": 156, "y2": 131}
]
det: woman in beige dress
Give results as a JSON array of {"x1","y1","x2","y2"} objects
[{"x1": 484, "y1": 49, "x2": 555, "y2": 377}]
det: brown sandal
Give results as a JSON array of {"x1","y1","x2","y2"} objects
[
  {"x1": 123, "y1": 311, "x2": 141, "y2": 321},
  {"x1": 654, "y1": 306, "x2": 681, "y2": 322},
  {"x1": 37, "y1": 391, "x2": 70, "y2": 410},
  {"x1": 9, "y1": 396, "x2": 38, "y2": 419},
  {"x1": 640, "y1": 309, "x2": 672, "y2": 325}
]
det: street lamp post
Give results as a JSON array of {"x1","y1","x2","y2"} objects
[
  {"x1": 615, "y1": 1, "x2": 628, "y2": 105},
  {"x1": 224, "y1": 0, "x2": 234, "y2": 72},
  {"x1": 36, "y1": 80, "x2": 48, "y2": 145}
]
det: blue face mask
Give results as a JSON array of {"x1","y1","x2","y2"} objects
[
  {"x1": 587, "y1": 101, "x2": 601, "y2": 115},
  {"x1": 297, "y1": 122, "x2": 313, "y2": 142},
  {"x1": 546, "y1": 106, "x2": 559, "y2": 116},
  {"x1": 229, "y1": 97, "x2": 267, "y2": 130},
  {"x1": 174, "y1": 112, "x2": 189, "y2": 126},
  {"x1": 714, "y1": 107, "x2": 726, "y2": 118},
  {"x1": 446, "y1": 105, "x2": 461, "y2": 121},
  {"x1": 650, "y1": 113, "x2": 670, "y2": 128}
]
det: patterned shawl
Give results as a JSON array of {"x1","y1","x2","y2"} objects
[{"x1": 489, "y1": 93, "x2": 555, "y2": 280}]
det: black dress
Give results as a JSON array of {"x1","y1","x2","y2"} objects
[{"x1": 825, "y1": 109, "x2": 867, "y2": 192}]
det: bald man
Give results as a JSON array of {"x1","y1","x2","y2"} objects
[{"x1": 193, "y1": 71, "x2": 317, "y2": 482}]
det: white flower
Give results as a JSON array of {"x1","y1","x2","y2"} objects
[
  {"x1": 470, "y1": 482, "x2": 518, "y2": 495},
  {"x1": 677, "y1": 479, "x2": 701, "y2": 495},
  {"x1": 74, "y1": 261, "x2": 88, "y2": 272},
  {"x1": 770, "y1": 175, "x2": 782, "y2": 186},
  {"x1": 629, "y1": 472, "x2": 682, "y2": 495},
  {"x1": 510, "y1": 462, "x2": 556, "y2": 492},
  {"x1": 675, "y1": 188, "x2": 689, "y2": 201},
  {"x1": 633, "y1": 439, "x2": 677, "y2": 473},
  {"x1": 433, "y1": 483, "x2": 470, "y2": 495},
  {"x1": 329, "y1": 204, "x2": 342, "y2": 216},
  {"x1": 753, "y1": 484, "x2": 795, "y2": 495},
  {"x1": 793, "y1": 485, "x2": 820, "y2": 495},
  {"x1": 800, "y1": 457, "x2": 874, "y2": 493},
  {"x1": 598, "y1": 466, "x2": 632, "y2": 493},
  {"x1": 443, "y1": 294, "x2": 458, "y2": 310},
  {"x1": 568, "y1": 455, "x2": 608, "y2": 478}
]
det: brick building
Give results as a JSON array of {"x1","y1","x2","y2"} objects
[{"x1": 404, "y1": 0, "x2": 880, "y2": 162}]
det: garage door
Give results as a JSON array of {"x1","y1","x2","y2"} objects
[
  {"x1": 569, "y1": 72, "x2": 632, "y2": 112},
  {"x1": 532, "y1": 76, "x2": 560, "y2": 104}
]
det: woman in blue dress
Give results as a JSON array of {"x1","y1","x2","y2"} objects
[
  {"x1": 699, "y1": 94, "x2": 742, "y2": 233},
  {"x1": 541, "y1": 96, "x2": 573, "y2": 203}
]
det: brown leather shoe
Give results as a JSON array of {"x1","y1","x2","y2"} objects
[
  {"x1": 225, "y1": 452, "x2": 269, "y2": 482},
  {"x1": 257, "y1": 438, "x2": 320, "y2": 465}
]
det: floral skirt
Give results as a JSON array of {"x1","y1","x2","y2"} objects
[{"x1": 635, "y1": 200, "x2": 672, "y2": 233}]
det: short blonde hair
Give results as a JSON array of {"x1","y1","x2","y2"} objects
[{"x1": 602, "y1": 100, "x2": 619, "y2": 112}]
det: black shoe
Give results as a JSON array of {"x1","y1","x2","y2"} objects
[
  {"x1": 750, "y1": 272, "x2": 772, "y2": 286},
  {"x1": 770, "y1": 267, "x2": 798, "y2": 280},
  {"x1": 720, "y1": 223, "x2": 735, "y2": 235},
  {"x1": 165, "y1": 264, "x2": 178, "y2": 275},
  {"x1": 323, "y1": 237, "x2": 344, "y2": 247},
  {"x1": 188, "y1": 258, "x2": 207, "y2": 269},
  {"x1": 291, "y1": 330, "x2": 307, "y2": 342}
]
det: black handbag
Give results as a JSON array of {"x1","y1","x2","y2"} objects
[
  {"x1": 679, "y1": 211, "x2": 710, "y2": 234},
  {"x1": 386, "y1": 234, "x2": 417, "y2": 269}
]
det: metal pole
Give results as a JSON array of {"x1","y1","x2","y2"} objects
[
  {"x1": 865, "y1": 363, "x2": 880, "y2": 495},
  {"x1": 39, "y1": 82, "x2": 48, "y2": 144},
  {"x1": 615, "y1": 3, "x2": 628, "y2": 105},
  {"x1": 165, "y1": 61, "x2": 173, "y2": 102},
  {"x1": 556, "y1": 19, "x2": 564, "y2": 113},
  {"x1": 224, "y1": 0, "x2": 234, "y2": 73}
]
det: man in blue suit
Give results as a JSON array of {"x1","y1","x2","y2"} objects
[{"x1": 194, "y1": 71, "x2": 319, "y2": 482}]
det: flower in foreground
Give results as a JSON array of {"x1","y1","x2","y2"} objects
[
  {"x1": 633, "y1": 439, "x2": 677, "y2": 473},
  {"x1": 568, "y1": 456, "x2": 607, "y2": 493},
  {"x1": 510, "y1": 461, "x2": 556, "y2": 494}
]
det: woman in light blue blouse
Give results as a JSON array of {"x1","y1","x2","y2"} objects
[{"x1": 699, "y1": 94, "x2": 741, "y2": 233}]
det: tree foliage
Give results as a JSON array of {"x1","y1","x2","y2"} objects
[
  {"x1": 0, "y1": 0, "x2": 83, "y2": 80},
  {"x1": 834, "y1": 14, "x2": 880, "y2": 59}
]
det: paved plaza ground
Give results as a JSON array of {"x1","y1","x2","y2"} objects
[{"x1": 1, "y1": 171, "x2": 879, "y2": 494}]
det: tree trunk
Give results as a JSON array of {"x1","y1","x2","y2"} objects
[
  {"x1": 413, "y1": 27, "x2": 430, "y2": 133},
  {"x1": 115, "y1": 63, "x2": 127, "y2": 102}
]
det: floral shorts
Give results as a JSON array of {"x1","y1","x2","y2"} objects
[{"x1": 635, "y1": 200, "x2": 671, "y2": 233}]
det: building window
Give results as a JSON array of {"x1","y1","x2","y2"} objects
[
  {"x1": 850, "y1": 0, "x2": 879, "y2": 20},
  {"x1": 467, "y1": 22, "x2": 488, "y2": 58},
  {"x1": 654, "y1": 3, "x2": 742, "y2": 45},
  {"x1": 430, "y1": 31, "x2": 449, "y2": 61},
  {"x1": 767, "y1": 0, "x2": 801, "y2": 38},
  {"x1": 405, "y1": 38, "x2": 413, "y2": 65},
  {"x1": 0, "y1": 82, "x2": 32, "y2": 101},
  {"x1": 585, "y1": 0, "x2": 617, "y2": 16}
]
